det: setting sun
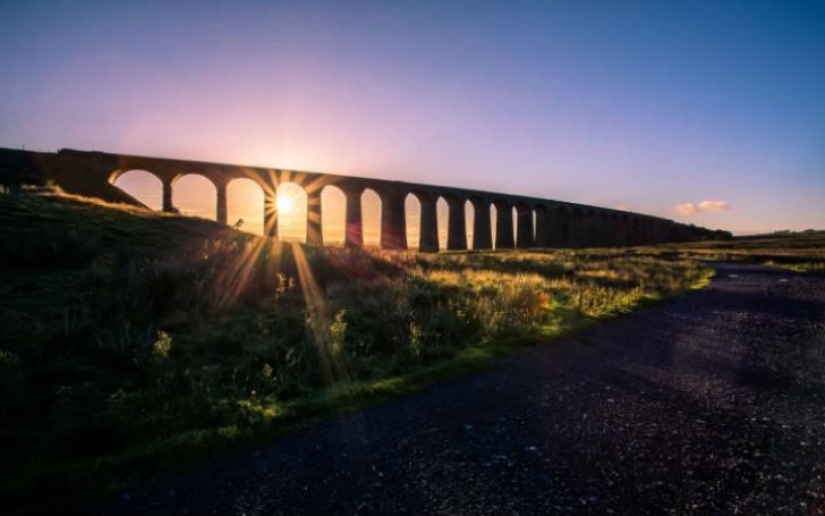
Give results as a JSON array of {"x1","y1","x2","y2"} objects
[{"x1": 276, "y1": 193, "x2": 294, "y2": 214}]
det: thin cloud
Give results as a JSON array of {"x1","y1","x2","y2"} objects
[
  {"x1": 698, "y1": 200, "x2": 730, "y2": 212},
  {"x1": 674, "y1": 200, "x2": 730, "y2": 215}
]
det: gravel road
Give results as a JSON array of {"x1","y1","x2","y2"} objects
[{"x1": 96, "y1": 263, "x2": 825, "y2": 515}]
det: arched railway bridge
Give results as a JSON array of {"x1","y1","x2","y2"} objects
[{"x1": 0, "y1": 147, "x2": 730, "y2": 250}]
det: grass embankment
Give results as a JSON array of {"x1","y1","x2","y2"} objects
[
  {"x1": 2, "y1": 188, "x2": 713, "y2": 508},
  {"x1": 653, "y1": 232, "x2": 825, "y2": 274}
]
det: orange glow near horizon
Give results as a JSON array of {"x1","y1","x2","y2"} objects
[
  {"x1": 405, "y1": 194, "x2": 421, "y2": 249},
  {"x1": 275, "y1": 183, "x2": 307, "y2": 242},
  {"x1": 276, "y1": 194, "x2": 294, "y2": 216},
  {"x1": 361, "y1": 189, "x2": 381, "y2": 247},
  {"x1": 113, "y1": 170, "x2": 162, "y2": 211},
  {"x1": 227, "y1": 178, "x2": 263, "y2": 234},
  {"x1": 174, "y1": 174, "x2": 216, "y2": 220},
  {"x1": 321, "y1": 187, "x2": 346, "y2": 245}
]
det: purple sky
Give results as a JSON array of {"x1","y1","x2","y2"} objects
[{"x1": 2, "y1": 0, "x2": 823, "y2": 235}]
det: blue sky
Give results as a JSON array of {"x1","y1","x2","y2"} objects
[{"x1": 1, "y1": 0, "x2": 823, "y2": 234}]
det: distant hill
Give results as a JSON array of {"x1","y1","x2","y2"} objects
[{"x1": 738, "y1": 229, "x2": 825, "y2": 239}]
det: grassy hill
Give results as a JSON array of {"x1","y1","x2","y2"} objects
[{"x1": 1, "y1": 186, "x2": 820, "y2": 512}]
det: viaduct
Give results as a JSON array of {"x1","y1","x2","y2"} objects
[{"x1": 0, "y1": 147, "x2": 730, "y2": 250}]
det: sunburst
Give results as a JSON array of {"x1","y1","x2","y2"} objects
[{"x1": 276, "y1": 193, "x2": 294, "y2": 214}]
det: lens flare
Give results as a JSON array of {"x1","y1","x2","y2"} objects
[{"x1": 276, "y1": 194, "x2": 294, "y2": 214}]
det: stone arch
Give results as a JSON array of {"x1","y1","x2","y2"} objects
[
  {"x1": 555, "y1": 205, "x2": 571, "y2": 247},
  {"x1": 436, "y1": 195, "x2": 449, "y2": 250},
  {"x1": 227, "y1": 177, "x2": 264, "y2": 234},
  {"x1": 609, "y1": 213, "x2": 620, "y2": 246},
  {"x1": 618, "y1": 214, "x2": 631, "y2": 246},
  {"x1": 361, "y1": 188, "x2": 382, "y2": 247},
  {"x1": 571, "y1": 208, "x2": 585, "y2": 248},
  {"x1": 648, "y1": 219, "x2": 659, "y2": 245},
  {"x1": 405, "y1": 192, "x2": 423, "y2": 250},
  {"x1": 653, "y1": 220, "x2": 667, "y2": 244},
  {"x1": 321, "y1": 184, "x2": 346, "y2": 245},
  {"x1": 647, "y1": 220, "x2": 658, "y2": 244},
  {"x1": 598, "y1": 211, "x2": 610, "y2": 247},
  {"x1": 172, "y1": 173, "x2": 217, "y2": 220},
  {"x1": 584, "y1": 210, "x2": 597, "y2": 247},
  {"x1": 110, "y1": 169, "x2": 163, "y2": 211},
  {"x1": 170, "y1": 171, "x2": 219, "y2": 189},
  {"x1": 534, "y1": 204, "x2": 551, "y2": 248},
  {"x1": 639, "y1": 217, "x2": 651, "y2": 246},
  {"x1": 275, "y1": 182, "x2": 308, "y2": 243},
  {"x1": 630, "y1": 216, "x2": 640, "y2": 246}
]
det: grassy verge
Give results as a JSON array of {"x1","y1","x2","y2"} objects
[
  {"x1": 642, "y1": 231, "x2": 825, "y2": 275},
  {"x1": 0, "y1": 187, "x2": 752, "y2": 511}
]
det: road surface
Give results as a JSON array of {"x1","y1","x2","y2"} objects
[{"x1": 97, "y1": 263, "x2": 825, "y2": 515}]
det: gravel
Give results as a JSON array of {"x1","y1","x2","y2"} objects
[{"x1": 94, "y1": 263, "x2": 825, "y2": 516}]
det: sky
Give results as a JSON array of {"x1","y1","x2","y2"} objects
[{"x1": 1, "y1": 0, "x2": 823, "y2": 236}]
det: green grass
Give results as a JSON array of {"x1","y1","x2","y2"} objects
[
  {"x1": 2, "y1": 186, "x2": 817, "y2": 511},
  {"x1": 642, "y1": 231, "x2": 825, "y2": 274}
]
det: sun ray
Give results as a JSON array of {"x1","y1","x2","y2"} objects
[{"x1": 276, "y1": 194, "x2": 294, "y2": 214}]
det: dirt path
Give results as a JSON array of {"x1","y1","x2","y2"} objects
[{"x1": 96, "y1": 263, "x2": 825, "y2": 515}]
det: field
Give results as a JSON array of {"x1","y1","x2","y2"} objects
[
  {"x1": 1, "y1": 187, "x2": 821, "y2": 509},
  {"x1": 655, "y1": 233, "x2": 825, "y2": 274}
]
